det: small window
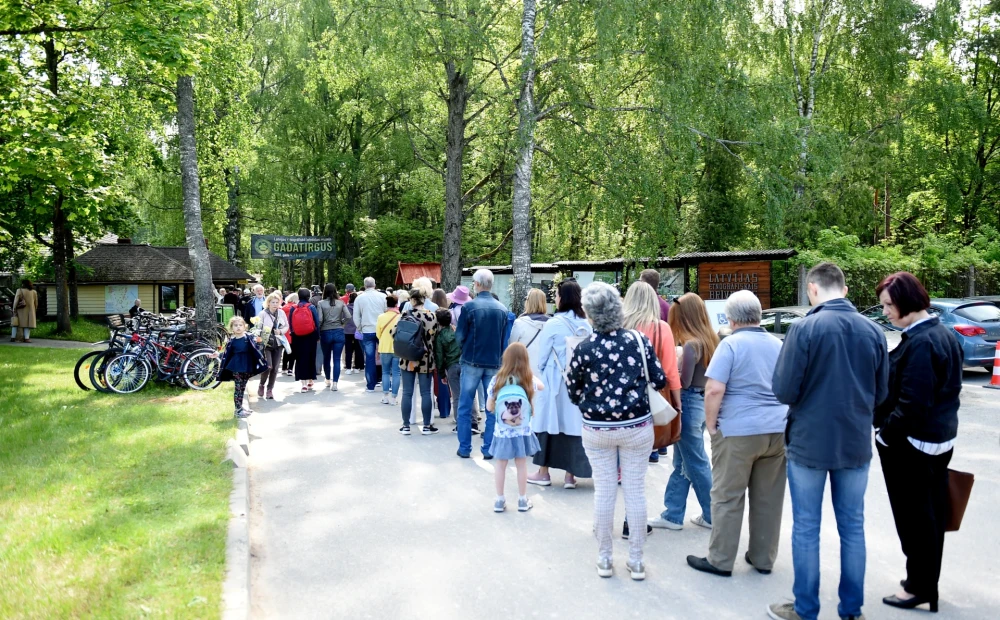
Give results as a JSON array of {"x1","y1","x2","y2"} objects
[
  {"x1": 955, "y1": 304, "x2": 1000, "y2": 323},
  {"x1": 160, "y1": 285, "x2": 179, "y2": 311},
  {"x1": 184, "y1": 286, "x2": 195, "y2": 309}
]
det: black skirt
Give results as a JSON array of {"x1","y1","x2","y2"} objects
[
  {"x1": 533, "y1": 432, "x2": 592, "y2": 478},
  {"x1": 292, "y1": 331, "x2": 318, "y2": 381}
]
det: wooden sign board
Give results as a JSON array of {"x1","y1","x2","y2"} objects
[{"x1": 698, "y1": 261, "x2": 772, "y2": 309}]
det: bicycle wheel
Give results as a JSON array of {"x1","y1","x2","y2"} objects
[
  {"x1": 74, "y1": 350, "x2": 105, "y2": 391},
  {"x1": 89, "y1": 350, "x2": 118, "y2": 393},
  {"x1": 182, "y1": 350, "x2": 222, "y2": 390},
  {"x1": 104, "y1": 353, "x2": 152, "y2": 394}
]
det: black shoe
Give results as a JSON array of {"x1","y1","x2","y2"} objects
[
  {"x1": 883, "y1": 594, "x2": 938, "y2": 612},
  {"x1": 421, "y1": 425, "x2": 439, "y2": 435},
  {"x1": 456, "y1": 450, "x2": 470, "y2": 459},
  {"x1": 621, "y1": 520, "x2": 653, "y2": 540},
  {"x1": 745, "y1": 551, "x2": 772, "y2": 575},
  {"x1": 649, "y1": 452, "x2": 660, "y2": 463},
  {"x1": 482, "y1": 453, "x2": 493, "y2": 461},
  {"x1": 686, "y1": 556, "x2": 732, "y2": 577},
  {"x1": 471, "y1": 425, "x2": 482, "y2": 435}
]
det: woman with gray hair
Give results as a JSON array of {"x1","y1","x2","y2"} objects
[
  {"x1": 685, "y1": 289, "x2": 788, "y2": 578},
  {"x1": 566, "y1": 282, "x2": 667, "y2": 581}
]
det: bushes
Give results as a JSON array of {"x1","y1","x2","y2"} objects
[{"x1": 773, "y1": 228, "x2": 1000, "y2": 308}]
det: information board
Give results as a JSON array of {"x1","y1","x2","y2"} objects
[
  {"x1": 251, "y1": 235, "x2": 336, "y2": 260},
  {"x1": 698, "y1": 261, "x2": 772, "y2": 308}
]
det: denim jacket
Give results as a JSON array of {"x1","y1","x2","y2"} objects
[{"x1": 455, "y1": 291, "x2": 508, "y2": 368}]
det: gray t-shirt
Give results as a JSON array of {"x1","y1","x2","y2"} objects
[{"x1": 705, "y1": 327, "x2": 788, "y2": 437}]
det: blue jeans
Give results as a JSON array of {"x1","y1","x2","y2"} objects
[
  {"x1": 436, "y1": 371, "x2": 450, "y2": 417},
  {"x1": 380, "y1": 353, "x2": 401, "y2": 397},
  {"x1": 320, "y1": 329, "x2": 345, "y2": 382},
  {"x1": 787, "y1": 459, "x2": 869, "y2": 620},
  {"x1": 662, "y1": 388, "x2": 713, "y2": 525},
  {"x1": 457, "y1": 364, "x2": 497, "y2": 456},
  {"x1": 362, "y1": 333, "x2": 378, "y2": 390},
  {"x1": 401, "y1": 370, "x2": 432, "y2": 427}
]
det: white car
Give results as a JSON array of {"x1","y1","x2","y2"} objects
[{"x1": 760, "y1": 305, "x2": 901, "y2": 352}]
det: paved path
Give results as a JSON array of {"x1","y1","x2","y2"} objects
[
  {"x1": 0, "y1": 338, "x2": 101, "y2": 349},
  {"x1": 249, "y1": 369, "x2": 1000, "y2": 620}
]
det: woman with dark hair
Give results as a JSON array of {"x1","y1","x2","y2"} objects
[
  {"x1": 875, "y1": 272, "x2": 963, "y2": 613},
  {"x1": 318, "y1": 283, "x2": 350, "y2": 391},
  {"x1": 289, "y1": 287, "x2": 321, "y2": 392},
  {"x1": 527, "y1": 279, "x2": 593, "y2": 489},
  {"x1": 11, "y1": 279, "x2": 37, "y2": 343}
]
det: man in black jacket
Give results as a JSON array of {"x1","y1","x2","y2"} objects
[{"x1": 767, "y1": 262, "x2": 889, "y2": 620}]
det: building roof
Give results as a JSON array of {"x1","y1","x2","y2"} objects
[
  {"x1": 461, "y1": 263, "x2": 560, "y2": 276},
  {"x1": 395, "y1": 262, "x2": 442, "y2": 286},
  {"x1": 153, "y1": 247, "x2": 252, "y2": 282},
  {"x1": 671, "y1": 249, "x2": 798, "y2": 262},
  {"x1": 70, "y1": 243, "x2": 251, "y2": 283}
]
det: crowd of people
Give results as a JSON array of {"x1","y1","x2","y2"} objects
[{"x1": 215, "y1": 262, "x2": 963, "y2": 620}]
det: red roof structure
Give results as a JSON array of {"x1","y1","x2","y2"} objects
[{"x1": 395, "y1": 262, "x2": 442, "y2": 287}]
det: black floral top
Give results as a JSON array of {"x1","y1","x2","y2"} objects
[{"x1": 565, "y1": 329, "x2": 667, "y2": 429}]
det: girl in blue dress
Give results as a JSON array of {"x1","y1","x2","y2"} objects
[{"x1": 487, "y1": 343, "x2": 544, "y2": 513}]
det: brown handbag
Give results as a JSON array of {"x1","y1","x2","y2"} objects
[
  {"x1": 946, "y1": 468, "x2": 975, "y2": 532},
  {"x1": 651, "y1": 322, "x2": 682, "y2": 449}
]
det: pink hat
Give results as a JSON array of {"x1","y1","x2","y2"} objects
[{"x1": 448, "y1": 285, "x2": 471, "y2": 305}]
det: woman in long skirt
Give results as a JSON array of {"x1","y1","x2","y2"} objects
[{"x1": 289, "y1": 288, "x2": 321, "y2": 392}]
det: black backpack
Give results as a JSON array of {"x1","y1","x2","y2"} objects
[{"x1": 393, "y1": 310, "x2": 426, "y2": 361}]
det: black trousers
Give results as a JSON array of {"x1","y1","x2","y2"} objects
[
  {"x1": 877, "y1": 439, "x2": 952, "y2": 600},
  {"x1": 344, "y1": 334, "x2": 364, "y2": 369}
]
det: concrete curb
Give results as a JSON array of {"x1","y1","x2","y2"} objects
[{"x1": 222, "y1": 419, "x2": 251, "y2": 620}]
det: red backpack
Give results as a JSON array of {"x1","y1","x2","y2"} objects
[{"x1": 290, "y1": 302, "x2": 316, "y2": 336}]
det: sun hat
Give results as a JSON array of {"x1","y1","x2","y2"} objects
[{"x1": 448, "y1": 285, "x2": 471, "y2": 305}]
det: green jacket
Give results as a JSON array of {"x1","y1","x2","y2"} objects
[{"x1": 434, "y1": 327, "x2": 461, "y2": 371}]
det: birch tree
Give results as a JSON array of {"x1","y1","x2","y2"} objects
[{"x1": 509, "y1": 0, "x2": 537, "y2": 314}]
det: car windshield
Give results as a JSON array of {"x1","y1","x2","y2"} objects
[
  {"x1": 862, "y1": 306, "x2": 893, "y2": 327},
  {"x1": 761, "y1": 311, "x2": 801, "y2": 334},
  {"x1": 954, "y1": 304, "x2": 1000, "y2": 323}
]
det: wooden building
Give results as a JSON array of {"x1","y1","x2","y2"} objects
[{"x1": 42, "y1": 240, "x2": 252, "y2": 317}]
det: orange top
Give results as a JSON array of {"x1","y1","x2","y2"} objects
[{"x1": 637, "y1": 321, "x2": 682, "y2": 392}]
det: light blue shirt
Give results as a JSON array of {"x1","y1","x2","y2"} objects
[{"x1": 705, "y1": 327, "x2": 788, "y2": 437}]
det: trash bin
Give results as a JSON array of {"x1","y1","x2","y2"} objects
[{"x1": 216, "y1": 304, "x2": 235, "y2": 325}]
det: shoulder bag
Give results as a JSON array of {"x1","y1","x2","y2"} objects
[
  {"x1": 631, "y1": 329, "x2": 677, "y2": 426},
  {"x1": 651, "y1": 322, "x2": 682, "y2": 448},
  {"x1": 15, "y1": 289, "x2": 26, "y2": 310}
]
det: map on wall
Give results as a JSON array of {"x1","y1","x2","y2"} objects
[{"x1": 105, "y1": 285, "x2": 138, "y2": 314}]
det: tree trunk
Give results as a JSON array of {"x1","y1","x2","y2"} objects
[
  {"x1": 510, "y1": 0, "x2": 537, "y2": 315},
  {"x1": 52, "y1": 196, "x2": 71, "y2": 333},
  {"x1": 441, "y1": 60, "x2": 469, "y2": 291},
  {"x1": 43, "y1": 36, "x2": 71, "y2": 333},
  {"x1": 176, "y1": 75, "x2": 216, "y2": 330},
  {"x1": 66, "y1": 230, "x2": 78, "y2": 319},
  {"x1": 224, "y1": 166, "x2": 242, "y2": 267}
]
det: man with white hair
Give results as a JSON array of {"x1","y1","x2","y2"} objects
[
  {"x1": 685, "y1": 290, "x2": 788, "y2": 579},
  {"x1": 241, "y1": 283, "x2": 267, "y2": 322},
  {"x1": 354, "y1": 276, "x2": 387, "y2": 392},
  {"x1": 454, "y1": 269, "x2": 509, "y2": 459}
]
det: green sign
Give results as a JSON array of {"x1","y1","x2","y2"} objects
[{"x1": 250, "y1": 235, "x2": 336, "y2": 260}]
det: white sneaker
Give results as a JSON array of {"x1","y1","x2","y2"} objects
[
  {"x1": 390, "y1": 397, "x2": 397, "y2": 406},
  {"x1": 325, "y1": 379, "x2": 331, "y2": 387},
  {"x1": 380, "y1": 394, "x2": 388, "y2": 404},
  {"x1": 648, "y1": 516, "x2": 683, "y2": 530},
  {"x1": 331, "y1": 382, "x2": 338, "y2": 391},
  {"x1": 691, "y1": 515, "x2": 712, "y2": 529}
]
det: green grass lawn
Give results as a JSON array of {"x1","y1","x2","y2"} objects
[
  {"x1": 0, "y1": 346, "x2": 235, "y2": 619},
  {"x1": 29, "y1": 318, "x2": 112, "y2": 343}
]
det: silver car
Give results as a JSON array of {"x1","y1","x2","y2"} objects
[{"x1": 761, "y1": 305, "x2": 901, "y2": 351}]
